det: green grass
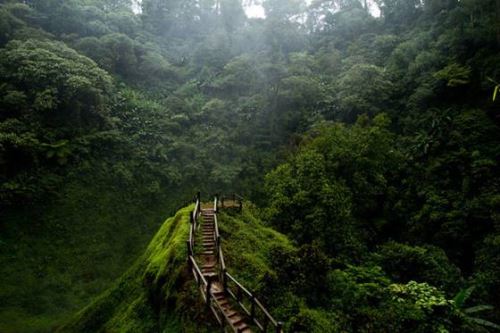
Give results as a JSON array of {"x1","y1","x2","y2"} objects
[
  {"x1": 0, "y1": 193, "x2": 293, "y2": 332},
  {"x1": 218, "y1": 206, "x2": 295, "y2": 291},
  {"x1": 57, "y1": 205, "x2": 193, "y2": 332},
  {"x1": 0, "y1": 169, "x2": 180, "y2": 333},
  {"x1": 57, "y1": 205, "x2": 230, "y2": 333},
  {"x1": 55, "y1": 204, "x2": 293, "y2": 332}
]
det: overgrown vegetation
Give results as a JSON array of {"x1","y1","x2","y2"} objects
[
  {"x1": 1, "y1": 0, "x2": 499, "y2": 331},
  {"x1": 57, "y1": 206, "x2": 194, "y2": 333}
]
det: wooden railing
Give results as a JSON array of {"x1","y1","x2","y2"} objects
[
  {"x1": 186, "y1": 192, "x2": 201, "y2": 258},
  {"x1": 218, "y1": 193, "x2": 244, "y2": 212},
  {"x1": 187, "y1": 192, "x2": 283, "y2": 333},
  {"x1": 225, "y1": 272, "x2": 283, "y2": 333}
]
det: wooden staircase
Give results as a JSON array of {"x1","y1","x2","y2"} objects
[
  {"x1": 199, "y1": 208, "x2": 251, "y2": 333},
  {"x1": 186, "y1": 193, "x2": 283, "y2": 333}
]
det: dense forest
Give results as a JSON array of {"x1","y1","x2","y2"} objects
[{"x1": 0, "y1": 0, "x2": 499, "y2": 332}]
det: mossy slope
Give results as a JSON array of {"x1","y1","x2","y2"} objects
[
  {"x1": 58, "y1": 204, "x2": 293, "y2": 333},
  {"x1": 219, "y1": 206, "x2": 295, "y2": 291},
  {"x1": 58, "y1": 206, "x2": 193, "y2": 333}
]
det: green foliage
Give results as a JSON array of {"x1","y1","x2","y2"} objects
[
  {"x1": 335, "y1": 63, "x2": 393, "y2": 121},
  {"x1": 434, "y1": 63, "x2": 472, "y2": 87},
  {"x1": 288, "y1": 308, "x2": 340, "y2": 333},
  {"x1": 218, "y1": 207, "x2": 294, "y2": 291},
  {"x1": 58, "y1": 205, "x2": 193, "y2": 333},
  {"x1": 452, "y1": 286, "x2": 500, "y2": 332},
  {"x1": 390, "y1": 281, "x2": 451, "y2": 311},
  {"x1": 1, "y1": 0, "x2": 500, "y2": 331},
  {"x1": 264, "y1": 114, "x2": 402, "y2": 259},
  {"x1": 370, "y1": 242, "x2": 462, "y2": 294},
  {"x1": 0, "y1": 38, "x2": 112, "y2": 124},
  {"x1": 312, "y1": 265, "x2": 457, "y2": 332}
]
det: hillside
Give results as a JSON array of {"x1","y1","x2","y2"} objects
[{"x1": 58, "y1": 203, "x2": 293, "y2": 332}]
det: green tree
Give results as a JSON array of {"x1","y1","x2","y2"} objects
[{"x1": 335, "y1": 64, "x2": 393, "y2": 121}]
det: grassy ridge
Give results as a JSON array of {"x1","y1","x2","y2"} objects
[
  {"x1": 58, "y1": 205, "x2": 192, "y2": 332},
  {"x1": 219, "y1": 207, "x2": 295, "y2": 292},
  {"x1": 57, "y1": 204, "x2": 293, "y2": 332}
]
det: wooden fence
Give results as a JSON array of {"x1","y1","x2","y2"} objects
[{"x1": 187, "y1": 193, "x2": 283, "y2": 333}]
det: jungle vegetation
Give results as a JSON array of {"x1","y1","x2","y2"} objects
[{"x1": 0, "y1": 0, "x2": 499, "y2": 332}]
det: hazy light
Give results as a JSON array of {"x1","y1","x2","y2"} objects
[
  {"x1": 132, "y1": 0, "x2": 142, "y2": 14},
  {"x1": 244, "y1": 4, "x2": 266, "y2": 18},
  {"x1": 244, "y1": 0, "x2": 380, "y2": 19}
]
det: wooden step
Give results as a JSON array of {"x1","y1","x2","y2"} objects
[
  {"x1": 203, "y1": 272, "x2": 217, "y2": 278},
  {"x1": 218, "y1": 299, "x2": 230, "y2": 308},
  {"x1": 212, "y1": 291, "x2": 225, "y2": 299},
  {"x1": 234, "y1": 320, "x2": 250, "y2": 332},
  {"x1": 230, "y1": 316, "x2": 244, "y2": 325},
  {"x1": 202, "y1": 268, "x2": 216, "y2": 274},
  {"x1": 225, "y1": 310, "x2": 237, "y2": 318}
]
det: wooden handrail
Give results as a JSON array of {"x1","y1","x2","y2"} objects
[
  {"x1": 226, "y1": 272, "x2": 253, "y2": 298},
  {"x1": 187, "y1": 193, "x2": 283, "y2": 333},
  {"x1": 189, "y1": 255, "x2": 208, "y2": 287},
  {"x1": 209, "y1": 289, "x2": 239, "y2": 333},
  {"x1": 214, "y1": 214, "x2": 219, "y2": 241}
]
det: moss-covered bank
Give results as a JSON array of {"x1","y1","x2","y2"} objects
[
  {"x1": 58, "y1": 204, "x2": 293, "y2": 332},
  {"x1": 58, "y1": 205, "x2": 197, "y2": 332}
]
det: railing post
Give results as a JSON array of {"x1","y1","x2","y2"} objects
[
  {"x1": 215, "y1": 193, "x2": 219, "y2": 213},
  {"x1": 197, "y1": 191, "x2": 201, "y2": 202},
  {"x1": 250, "y1": 295, "x2": 256, "y2": 321},
  {"x1": 237, "y1": 285, "x2": 242, "y2": 302},
  {"x1": 206, "y1": 276, "x2": 213, "y2": 308},
  {"x1": 222, "y1": 269, "x2": 227, "y2": 290},
  {"x1": 276, "y1": 321, "x2": 283, "y2": 333}
]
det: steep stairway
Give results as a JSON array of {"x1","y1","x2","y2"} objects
[
  {"x1": 187, "y1": 194, "x2": 283, "y2": 333},
  {"x1": 198, "y1": 208, "x2": 252, "y2": 333}
]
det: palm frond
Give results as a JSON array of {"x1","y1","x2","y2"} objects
[
  {"x1": 468, "y1": 317, "x2": 500, "y2": 330},
  {"x1": 453, "y1": 286, "x2": 475, "y2": 308},
  {"x1": 465, "y1": 305, "x2": 494, "y2": 314}
]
